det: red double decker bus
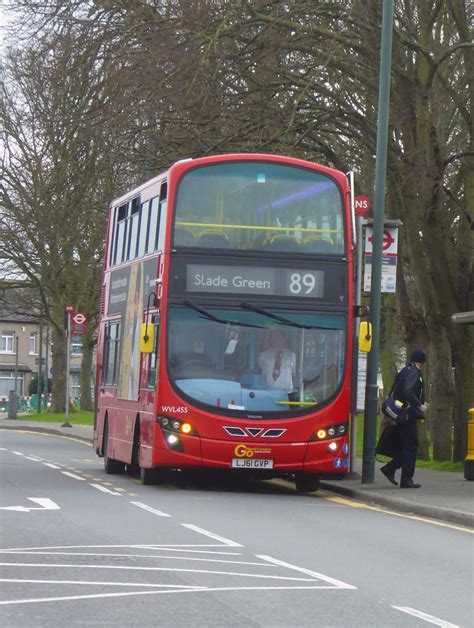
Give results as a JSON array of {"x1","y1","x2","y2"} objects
[{"x1": 94, "y1": 153, "x2": 364, "y2": 492}]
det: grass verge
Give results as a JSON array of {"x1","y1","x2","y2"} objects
[{"x1": 19, "y1": 410, "x2": 94, "y2": 425}]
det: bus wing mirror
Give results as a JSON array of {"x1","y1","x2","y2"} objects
[
  {"x1": 358, "y1": 321, "x2": 372, "y2": 353},
  {"x1": 354, "y1": 305, "x2": 369, "y2": 318},
  {"x1": 140, "y1": 323, "x2": 155, "y2": 354}
]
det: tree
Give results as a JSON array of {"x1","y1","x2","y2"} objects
[{"x1": 0, "y1": 26, "x2": 126, "y2": 411}]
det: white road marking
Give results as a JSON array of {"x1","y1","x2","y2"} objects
[
  {"x1": 181, "y1": 524, "x2": 243, "y2": 547},
  {"x1": 0, "y1": 550, "x2": 270, "y2": 566},
  {"x1": 0, "y1": 587, "x2": 204, "y2": 606},
  {"x1": 392, "y1": 606, "x2": 459, "y2": 627},
  {"x1": 43, "y1": 463, "x2": 61, "y2": 469},
  {"x1": 0, "y1": 544, "x2": 242, "y2": 552},
  {"x1": 61, "y1": 472, "x2": 85, "y2": 481},
  {"x1": 257, "y1": 555, "x2": 356, "y2": 589},
  {"x1": 12, "y1": 451, "x2": 24, "y2": 456},
  {"x1": 1, "y1": 578, "x2": 206, "y2": 589},
  {"x1": 24, "y1": 456, "x2": 41, "y2": 461},
  {"x1": 0, "y1": 562, "x2": 313, "y2": 580},
  {"x1": 0, "y1": 447, "x2": 7, "y2": 451},
  {"x1": 0, "y1": 583, "x2": 353, "y2": 606},
  {"x1": 0, "y1": 498, "x2": 60, "y2": 513},
  {"x1": 130, "y1": 501, "x2": 171, "y2": 517},
  {"x1": 89, "y1": 484, "x2": 122, "y2": 495}
]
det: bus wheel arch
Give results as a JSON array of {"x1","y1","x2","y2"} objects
[
  {"x1": 103, "y1": 415, "x2": 125, "y2": 475},
  {"x1": 134, "y1": 417, "x2": 161, "y2": 485},
  {"x1": 129, "y1": 414, "x2": 141, "y2": 473}
]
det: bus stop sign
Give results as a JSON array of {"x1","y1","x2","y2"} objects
[{"x1": 354, "y1": 196, "x2": 371, "y2": 216}]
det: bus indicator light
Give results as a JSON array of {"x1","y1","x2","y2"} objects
[
  {"x1": 317, "y1": 429, "x2": 327, "y2": 440},
  {"x1": 181, "y1": 423, "x2": 192, "y2": 434}
]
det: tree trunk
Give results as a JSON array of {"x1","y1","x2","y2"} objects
[
  {"x1": 428, "y1": 330, "x2": 454, "y2": 461},
  {"x1": 80, "y1": 337, "x2": 95, "y2": 412},
  {"x1": 50, "y1": 325, "x2": 67, "y2": 413}
]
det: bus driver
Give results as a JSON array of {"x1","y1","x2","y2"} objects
[{"x1": 258, "y1": 330, "x2": 296, "y2": 390}]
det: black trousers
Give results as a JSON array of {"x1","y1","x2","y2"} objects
[{"x1": 384, "y1": 421, "x2": 418, "y2": 482}]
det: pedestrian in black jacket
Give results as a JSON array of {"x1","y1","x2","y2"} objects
[{"x1": 380, "y1": 348, "x2": 428, "y2": 488}]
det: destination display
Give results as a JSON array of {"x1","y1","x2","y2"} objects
[{"x1": 187, "y1": 264, "x2": 324, "y2": 299}]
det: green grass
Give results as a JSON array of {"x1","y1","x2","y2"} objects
[
  {"x1": 20, "y1": 410, "x2": 94, "y2": 425},
  {"x1": 354, "y1": 413, "x2": 464, "y2": 472}
]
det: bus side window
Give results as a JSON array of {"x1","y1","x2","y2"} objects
[
  {"x1": 157, "y1": 181, "x2": 167, "y2": 252},
  {"x1": 146, "y1": 197, "x2": 160, "y2": 255},
  {"x1": 126, "y1": 196, "x2": 140, "y2": 260},
  {"x1": 148, "y1": 318, "x2": 160, "y2": 388},
  {"x1": 137, "y1": 200, "x2": 150, "y2": 257},
  {"x1": 157, "y1": 200, "x2": 167, "y2": 251},
  {"x1": 108, "y1": 207, "x2": 117, "y2": 267},
  {"x1": 113, "y1": 203, "x2": 128, "y2": 265},
  {"x1": 103, "y1": 322, "x2": 121, "y2": 385}
]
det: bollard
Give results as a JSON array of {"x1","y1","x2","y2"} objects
[
  {"x1": 7, "y1": 390, "x2": 18, "y2": 420},
  {"x1": 464, "y1": 408, "x2": 474, "y2": 481}
]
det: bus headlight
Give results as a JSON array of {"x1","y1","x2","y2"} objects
[
  {"x1": 310, "y1": 422, "x2": 348, "y2": 441},
  {"x1": 157, "y1": 415, "x2": 198, "y2": 436}
]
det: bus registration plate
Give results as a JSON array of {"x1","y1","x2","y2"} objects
[{"x1": 231, "y1": 459, "x2": 273, "y2": 469}]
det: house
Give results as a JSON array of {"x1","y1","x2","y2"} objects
[{"x1": 0, "y1": 291, "x2": 87, "y2": 405}]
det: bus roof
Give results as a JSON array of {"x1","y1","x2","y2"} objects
[{"x1": 109, "y1": 153, "x2": 345, "y2": 207}]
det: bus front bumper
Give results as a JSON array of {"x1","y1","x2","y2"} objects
[{"x1": 152, "y1": 433, "x2": 349, "y2": 475}]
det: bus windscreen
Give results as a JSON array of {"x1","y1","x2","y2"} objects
[
  {"x1": 167, "y1": 305, "x2": 345, "y2": 414},
  {"x1": 173, "y1": 162, "x2": 344, "y2": 254}
]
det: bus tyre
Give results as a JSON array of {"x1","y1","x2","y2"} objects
[
  {"x1": 140, "y1": 466, "x2": 159, "y2": 485},
  {"x1": 295, "y1": 472, "x2": 320, "y2": 493},
  {"x1": 103, "y1": 422, "x2": 125, "y2": 475}
]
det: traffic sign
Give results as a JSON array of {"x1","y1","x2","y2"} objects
[
  {"x1": 364, "y1": 226, "x2": 399, "y2": 293},
  {"x1": 366, "y1": 228, "x2": 398, "y2": 256},
  {"x1": 72, "y1": 312, "x2": 88, "y2": 326},
  {"x1": 354, "y1": 196, "x2": 371, "y2": 216},
  {"x1": 71, "y1": 311, "x2": 88, "y2": 335},
  {"x1": 65, "y1": 304, "x2": 74, "y2": 313}
]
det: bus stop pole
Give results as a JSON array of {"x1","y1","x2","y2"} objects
[
  {"x1": 350, "y1": 214, "x2": 364, "y2": 474},
  {"x1": 62, "y1": 314, "x2": 72, "y2": 428},
  {"x1": 37, "y1": 323, "x2": 43, "y2": 413},
  {"x1": 7, "y1": 336, "x2": 19, "y2": 420},
  {"x1": 362, "y1": 0, "x2": 394, "y2": 483}
]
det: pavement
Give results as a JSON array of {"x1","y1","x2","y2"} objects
[{"x1": 1, "y1": 418, "x2": 473, "y2": 529}]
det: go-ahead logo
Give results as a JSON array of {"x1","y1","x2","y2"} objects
[{"x1": 234, "y1": 444, "x2": 272, "y2": 458}]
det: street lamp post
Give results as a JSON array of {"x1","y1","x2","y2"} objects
[{"x1": 362, "y1": 0, "x2": 394, "y2": 483}]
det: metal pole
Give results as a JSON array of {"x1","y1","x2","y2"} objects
[
  {"x1": 8, "y1": 335, "x2": 19, "y2": 420},
  {"x1": 37, "y1": 324, "x2": 43, "y2": 413},
  {"x1": 362, "y1": 0, "x2": 394, "y2": 483},
  {"x1": 62, "y1": 314, "x2": 72, "y2": 428},
  {"x1": 44, "y1": 326, "x2": 49, "y2": 407},
  {"x1": 350, "y1": 215, "x2": 364, "y2": 473}
]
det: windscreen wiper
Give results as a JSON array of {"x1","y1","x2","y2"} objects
[
  {"x1": 240, "y1": 302, "x2": 312, "y2": 329},
  {"x1": 183, "y1": 300, "x2": 264, "y2": 329}
]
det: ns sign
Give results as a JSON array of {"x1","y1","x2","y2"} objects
[{"x1": 354, "y1": 196, "x2": 371, "y2": 217}]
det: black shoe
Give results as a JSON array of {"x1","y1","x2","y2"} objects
[
  {"x1": 400, "y1": 480, "x2": 421, "y2": 488},
  {"x1": 381, "y1": 465, "x2": 398, "y2": 486}
]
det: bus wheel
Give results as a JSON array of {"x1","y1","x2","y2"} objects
[
  {"x1": 103, "y1": 422, "x2": 125, "y2": 475},
  {"x1": 140, "y1": 466, "x2": 159, "y2": 485},
  {"x1": 295, "y1": 472, "x2": 320, "y2": 493}
]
